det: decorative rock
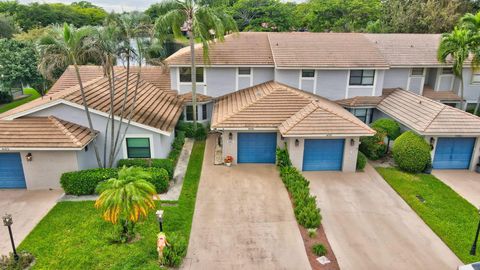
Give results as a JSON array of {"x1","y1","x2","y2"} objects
[{"x1": 316, "y1": 256, "x2": 331, "y2": 265}]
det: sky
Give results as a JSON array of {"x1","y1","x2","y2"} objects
[{"x1": 18, "y1": 0, "x2": 305, "y2": 12}]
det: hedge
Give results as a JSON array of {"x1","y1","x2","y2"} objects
[
  {"x1": 359, "y1": 126, "x2": 387, "y2": 160},
  {"x1": 176, "y1": 121, "x2": 208, "y2": 140},
  {"x1": 276, "y1": 148, "x2": 321, "y2": 228},
  {"x1": 61, "y1": 167, "x2": 170, "y2": 195},
  {"x1": 371, "y1": 118, "x2": 401, "y2": 140},
  {"x1": 356, "y1": 152, "x2": 367, "y2": 171},
  {"x1": 60, "y1": 168, "x2": 117, "y2": 196},
  {"x1": 117, "y1": 158, "x2": 174, "y2": 179},
  {"x1": 168, "y1": 130, "x2": 186, "y2": 163},
  {"x1": 392, "y1": 131, "x2": 431, "y2": 173}
]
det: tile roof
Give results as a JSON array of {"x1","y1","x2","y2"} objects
[
  {"x1": 336, "y1": 96, "x2": 385, "y2": 108},
  {"x1": 0, "y1": 116, "x2": 96, "y2": 149},
  {"x1": 422, "y1": 86, "x2": 462, "y2": 102},
  {"x1": 279, "y1": 101, "x2": 375, "y2": 137},
  {"x1": 212, "y1": 81, "x2": 374, "y2": 136},
  {"x1": 268, "y1": 32, "x2": 389, "y2": 69},
  {"x1": 365, "y1": 34, "x2": 447, "y2": 67},
  {"x1": 377, "y1": 88, "x2": 480, "y2": 135},
  {"x1": 166, "y1": 32, "x2": 274, "y2": 66},
  {"x1": 48, "y1": 65, "x2": 104, "y2": 96},
  {"x1": 180, "y1": 92, "x2": 213, "y2": 103},
  {"x1": 1, "y1": 67, "x2": 183, "y2": 134}
]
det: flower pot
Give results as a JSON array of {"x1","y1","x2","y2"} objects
[{"x1": 225, "y1": 162, "x2": 232, "y2": 167}]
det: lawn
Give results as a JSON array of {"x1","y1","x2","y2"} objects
[
  {"x1": 19, "y1": 140, "x2": 206, "y2": 270},
  {"x1": 376, "y1": 167, "x2": 480, "y2": 263},
  {"x1": 0, "y1": 88, "x2": 41, "y2": 114}
]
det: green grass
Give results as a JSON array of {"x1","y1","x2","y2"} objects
[
  {"x1": 19, "y1": 140, "x2": 206, "y2": 270},
  {"x1": 376, "y1": 167, "x2": 480, "y2": 263},
  {"x1": 0, "y1": 88, "x2": 41, "y2": 114}
]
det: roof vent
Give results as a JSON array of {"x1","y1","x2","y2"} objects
[
  {"x1": 410, "y1": 44, "x2": 414, "y2": 48},
  {"x1": 419, "y1": 100, "x2": 422, "y2": 104},
  {"x1": 276, "y1": 43, "x2": 279, "y2": 46}
]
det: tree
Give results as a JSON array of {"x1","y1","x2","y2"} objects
[
  {"x1": 0, "y1": 39, "x2": 43, "y2": 91},
  {"x1": 37, "y1": 24, "x2": 104, "y2": 167},
  {"x1": 461, "y1": 12, "x2": 480, "y2": 114},
  {"x1": 228, "y1": 0, "x2": 297, "y2": 32},
  {"x1": 154, "y1": 0, "x2": 237, "y2": 130},
  {"x1": 0, "y1": 13, "x2": 18, "y2": 38},
  {"x1": 301, "y1": 0, "x2": 381, "y2": 32},
  {"x1": 95, "y1": 166, "x2": 156, "y2": 242},
  {"x1": 437, "y1": 27, "x2": 480, "y2": 110}
]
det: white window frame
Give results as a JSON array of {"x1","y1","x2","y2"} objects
[
  {"x1": 236, "y1": 67, "x2": 253, "y2": 90},
  {"x1": 183, "y1": 103, "x2": 209, "y2": 122},
  {"x1": 178, "y1": 67, "x2": 207, "y2": 85},
  {"x1": 435, "y1": 67, "x2": 455, "y2": 91},
  {"x1": 407, "y1": 67, "x2": 426, "y2": 94},
  {"x1": 471, "y1": 70, "x2": 480, "y2": 84},
  {"x1": 345, "y1": 69, "x2": 378, "y2": 98},
  {"x1": 410, "y1": 68, "x2": 425, "y2": 77},
  {"x1": 299, "y1": 69, "x2": 317, "y2": 94},
  {"x1": 122, "y1": 134, "x2": 155, "y2": 159}
]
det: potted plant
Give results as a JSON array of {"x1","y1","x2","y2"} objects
[{"x1": 224, "y1": 156, "x2": 233, "y2": 167}]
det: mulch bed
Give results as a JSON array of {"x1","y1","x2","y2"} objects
[{"x1": 298, "y1": 224, "x2": 340, "y2": 270}]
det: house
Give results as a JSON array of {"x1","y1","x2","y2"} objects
[
  {"x1": 1, "y1": 32, "x2": 480, "y2": 190},
  {"x1": 165, "y1": 32, "x2": 480, "y2": 172},
  {"x1": 0, "y1": 66, "x2": 183, "y2": 189}
]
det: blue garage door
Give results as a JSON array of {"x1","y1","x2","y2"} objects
[
  {"x1": 0, "y1": 153, "x2": 26, "y2": 188},
  {"x1": 303, "y1": 139, "x2": 345, "y2": 171},
  {"x1": 433, "y1": 137, "x2": 476, "y2": 169},
  {"x1": 238, "y1": 133, "x2": 277, "y2": 163}
]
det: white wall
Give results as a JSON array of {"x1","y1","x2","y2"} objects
[{"x1": 20, "y1": 150, "x2": 78, "y2": 189}]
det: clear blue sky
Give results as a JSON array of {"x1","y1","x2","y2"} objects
[{"x1": 19, "y1": 0, "x2": 305, "y2": 12}]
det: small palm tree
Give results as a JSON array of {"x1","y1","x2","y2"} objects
[
  {"x1": 437, "y1": 27, "x2": 479, "y2": 110},
  {"x1": 37, "y1": 24, "x2": 103, "y2": 167},
  {"x1": 154, "y1": 0, "x2": 237, "y2": 130},
  {"x1": 461, "y1": 12, "x2": 480, "y2": 115},
  {"x1": 95, "y1": 166, "x2": 156, "y2": 242}
]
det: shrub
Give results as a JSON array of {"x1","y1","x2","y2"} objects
[
  {"x1": 0, "y1": 251, "x2": 35, "y2": 270},
  {"x1": 117, "y1": 158, "x2": 174, "y2": 179},
  {"x1": 312, "y1": 244, "x2": 327, "y2": 256},
  {"x1": 359, "y1": 127, "x2": 387, "y2": 160},
  {"x1": 356, "y1": 152, "x2": 367, "y2": 171},
  {"x1": 160, "y1": 232, "x2": 187, "y2": 267},
  {"x1": 146, "y1": 167, "x2": 170, "y2": 193},
  {"x1": 60, "y1": 168, "x2": 118, "y2": 195},
  {"x1": 307, "y1": 228, "x2": 317, "y2": 238},
  {"x1": 176, "y1": 121, "x2": 208, "y2": 140},
  {"x1": 393, "y1": 131, "x2": 431, "y2": 173},
  {"x1": 0, "y1": 91, "x2": 13, "y2": 104},
  {"x1": 168, "y1": 130, "x2": 186, "y2": 163},
  {"x1": 371, "y1": 118, "x2": 401, "y2": 140},
  {"x1": 276, "y1": 147, "x2": 292, "y2": 168}
]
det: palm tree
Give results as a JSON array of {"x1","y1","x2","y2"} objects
[
  {"x1": 95, "y1": 166, "x2": 156, "y2": 241},
  {"x1": 437, "y1": 27, "x2": 479, "y2": 110},
  {"x1": 461, "y1": 12, "x2": 480, "y2": 115},
  {"x1": 154, "y1": 0, "x2": 237, "y2": 130},
  {"x1": 37, "y1": 24, "x2": 103, "y2": 167}
]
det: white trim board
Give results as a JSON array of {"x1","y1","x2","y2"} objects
[{"x1": 122, "y1": 134, "x2": 155, "y2": 159}]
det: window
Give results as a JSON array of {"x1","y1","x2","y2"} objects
[
  {"x1": 179, "y1": 67, "x2": 204, "y2": 83},
  {"x1": 349, "y1": 70, "x2": 375, "y2": 86},
  {"x1": 126, "y1": 138, "x2": 151, "y2": 158},
  {"x1": 442, "y1": 68, "x2": 454, "y2": 75},
  {"x1": 186, "y1": 105, "x2": 198, "y2": 121},
  {"x1": 353, "y1": 108, "x2": 368, "y2": 123},
  {"x1": 202, "y1": 104, "x2": 207, "y2": 120},
  {"x1": 472, "y1": 71, "x2": 480, "y2": 84},
  {"x1": 238, "y1": 67, "x2": 251, "y2": 75},
  {"x1": 411, "y1": 68, "x2": 424, "y2": 76},
  {"x1": 301, "y1": 69, "x2": 315, "y2": 78}
]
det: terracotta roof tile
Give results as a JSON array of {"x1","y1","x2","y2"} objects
[
  {"x1": 0, "y1": 116, "x2": 96, "y2": 149},
  {"x1": 377, "y1": 89, "x2": 480, "y2": 135},
  {"x1": 336, "y1": 96, "x2": 385, "y2": 107}
]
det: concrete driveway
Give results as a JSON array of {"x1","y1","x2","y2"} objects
[
  {"x1": 0, "y1": 189, "x2": 62, "y2": 255},
  {"x1": 433, "y1": 170, "x2": 480, "y2": 207},
  {"x1": 304, "y1": 165, "x2": 462, "y2": 270},
  {"x1": 181, "y1": 136, "x2": 310, "y2": 270}
]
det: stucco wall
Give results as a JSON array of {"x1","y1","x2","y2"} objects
[
  {"x1": 205, "y1": 67, "x2": 236, "y2": 96},
  {"x1": 317, "y1": 70, "x2": 348, "y2": 100},
  {"x1": 275, "y1": 69, "x2": 300, "y2": 88},
  {"x1": 253, "y1": 67, "x2": 275, "y2": 85},
  {"x1": 29, "y1": 103, "x2": 172, "y2": 166},
  {"x1": 461, "y1": 68, "x2": 480, "y2": 102},
  {"x1": 384, "y1": 68, "x2": 409, "y2": 89},
  {"x1": 409, "y1": 76, "x2": 424, "y2": 94},
  {"x1": 20, "y1": 150, "x2": 78, "y2": 189}
]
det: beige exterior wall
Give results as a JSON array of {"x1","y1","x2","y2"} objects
[
  {"x1": 220, "y1": 130, "x2": 360, "y2": 172},
  {"x1": 426, "y1": 136, "x2": 480, "y2": 171},
  {"x1": 20, "y1": 151, "x2": 78, "y2": 190}
]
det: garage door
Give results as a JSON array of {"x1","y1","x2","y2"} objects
[
  {"x1": 433, "y1": 137, "x2": 476, "y2": 169},
  {"x1": 303, "y1": 139, "x2": 345, "y2": 171},
  {"x1": 0, "y1": 153, "x2": 26, "y2": 188},
  {"x1": 237, "y1": 133, "x2": 277, "y2": 163}
]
